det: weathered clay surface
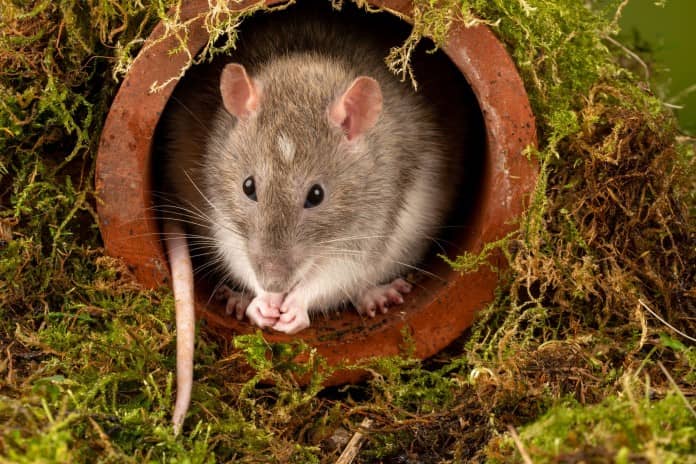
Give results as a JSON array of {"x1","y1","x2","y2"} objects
[{"x1": 96, "y1": 0, "x2": 537, "y2": 384}]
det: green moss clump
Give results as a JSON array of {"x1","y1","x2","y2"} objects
[{"x1": 489, "y1": 390, "x2": 696, "y2": 463}]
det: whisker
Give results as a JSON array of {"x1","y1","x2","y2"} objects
[
  {"x1": 182, "y1": 171, "x2": 222, "y2": 221},
  {"x1": 315, "y1": 233, "x2": 462, "y2": 255},
  {"x1": 150, "y1": 217, "x2": 215, "y2": 233},
  {"x1": 316, "y1": 235, "x2": 390, "y2": 245},
  {"x1": 188, "y1": 250, "x2": 221, "y2": 260},
  {"x1": 151, "y1": 192, "x2": 217, "y2": 222},
  {"x1": 206, "y1": 275, "x2": 231, "y2": 308},
  {"x1": 170, "y1": 95, "x2": 209, "y2": 132},
  {"x1": 390, "y1": 260, "x2": 446, "y2": 283},
  {"x1": 150, "y1": 201, "x2": 212, "y2": 220},
  {"x1": 194, "y1": 258, "x2": 226, "y2": 278},
  {"x1": 308, "y1": 248, "x2": 447, "y2": 283},
  {"x1": 309, "y1": 248, "x2": 367, "y2": 256}
]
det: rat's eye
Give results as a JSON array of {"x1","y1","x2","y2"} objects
[
  {"x1": 243, "y1": 176, "x2": 257, "y2": 201},
  {"x1": 304, "y1": 184, "x2": 324, "y2": 208}
]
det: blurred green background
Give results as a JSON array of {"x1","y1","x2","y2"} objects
[{"x1": 620, "y1": 0, "x2": 696, "y2": 135}]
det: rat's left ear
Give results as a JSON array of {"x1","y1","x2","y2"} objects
[{"x1": 328, "y1": 76, "x2": 383, "y2": 141}]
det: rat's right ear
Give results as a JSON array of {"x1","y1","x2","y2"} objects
[{"x1": 220, "y1": 63, "x2": 261, "y2": 119}]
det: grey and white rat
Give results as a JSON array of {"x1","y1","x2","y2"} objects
[
  {"x1": 157, "y1": 3, "x2": 472, "y2": 430},
  {"x1": 158, "y1": 6, "x2": 464, "y2": 335}
]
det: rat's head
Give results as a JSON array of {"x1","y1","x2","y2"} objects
[{"x1": 206, "y1": 60, "x2": 387, "y2": 294}]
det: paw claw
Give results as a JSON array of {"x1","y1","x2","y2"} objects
[
  {"x1": 392, "y1": 278, "x2": 412, "y2": 294},
  {"x1": 215, "y1": 285, "x2": 251, "y2": 320},
  {"x1": 356, "y1": 278, "x2": 411, "y2": 317},
  {"x1": 386, "y1": 288, "x2": 404, "y2": 305}
]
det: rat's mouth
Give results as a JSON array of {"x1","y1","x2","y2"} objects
[
  {"x1": 258, "y1": 278, "x2": 289, "y2": 294},
  {"x1": 252, "y1": 259, "x2": 294, "y2": 293},
  {"x1": 256, "y1": 270, "x2": 302, "y2": 295},
  {"x1": 256, "y1": 260, "x2": 312, "y2": 295},
  {"x1": 265, "y1": 275, "x2": 301, "y2": 296}
]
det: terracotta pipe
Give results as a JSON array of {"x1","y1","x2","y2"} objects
[{"x1": 96, "y1": 0, "x2": 537, "y2": 385}]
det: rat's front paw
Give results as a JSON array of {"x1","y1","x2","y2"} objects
[
  {"x1": 215, "y1": 285, "x2": 252, "y2": 320},
  {"x1": 356, "y1": 278, "x2": 412, "y2": 318},
  {"x1": 245, "y1": 292, "x2": 285, "y2": 329},
  {"x1": 273, "y1": 293, "x2": 311, "y2": 334}
]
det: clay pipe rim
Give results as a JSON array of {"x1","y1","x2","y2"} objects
[{"x1": 95, "y1": 0, "x2": 537, "y2": 384}]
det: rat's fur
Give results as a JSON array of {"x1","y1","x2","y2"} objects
[{"x1": 157, "y1": 4, "x2": 462, "y2": 332}]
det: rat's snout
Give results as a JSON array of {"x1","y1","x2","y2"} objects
[{"x1": 249, "y1": 251, "x2": 294, "y2": 293}]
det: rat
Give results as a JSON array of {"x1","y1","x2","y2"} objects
[{"x1": 156, "y1": 3, "x2": 468, "y2": 432}]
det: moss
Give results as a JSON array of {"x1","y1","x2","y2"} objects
[
  {"x1": 1, "y1": 0, "x2": 694, "y2": 461},
  {"x1": 488, "y1": 391, "x2": 696, "y2": 463}
]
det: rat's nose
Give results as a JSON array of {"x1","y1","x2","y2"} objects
[{"x1": 250, "y1": 253, "x2": 293, "y2": 293}]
